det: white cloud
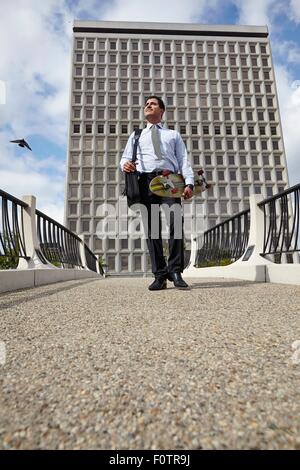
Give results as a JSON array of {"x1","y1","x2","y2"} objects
[
  {"x1": 290, "y1": 0, "x2": 300, "y2": 23},
  {"x1": 232, "y1": 0, "x2": 300, "y2": 186},
  {"x1": 0, "y1": 166, "x2": 65, "y2": 224},
  {"x1": 0, "y1": 131, "x2": 65, "y2": 224},
  {"x1": 0, "y1": 0, "x2": 73, "y2": 144},
  {"x1": 0, "y1": 1, "x2": 73, "y2": 224},
  {"x1": 273, "y1": 40, "x2": 300, "y2": 63},
  {"x1": 232, "y1": 0, "x2": 275, "y2": 25},
  {"x1": 232, "y1": 0, "x2": 289, "y2": 29},
  {"x1": 275, "y1": 65, "x2": 300, "y2": 186},
  {"x1": 101, "y1": 0, "x2": 219, "y2": 23}
]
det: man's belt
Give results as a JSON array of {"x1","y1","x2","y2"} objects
[{"x1": 139, "y1": 170, "x2": 174, "y2": 177}]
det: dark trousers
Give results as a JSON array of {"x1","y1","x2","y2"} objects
[{"x1": 138, "y1": 173, "x2": 184, "y2": 278}]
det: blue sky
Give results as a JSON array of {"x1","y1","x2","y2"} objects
[{"x1": 0, "y1": 0, "x2": 300, "y2": 223}]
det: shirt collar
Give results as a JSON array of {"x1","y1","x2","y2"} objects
[{"x1": 146, "y1": 122, "x2": 163, "y2": 129}]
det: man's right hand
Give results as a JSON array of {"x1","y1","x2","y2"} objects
[{"x1": 123, "y1": 161, "x2": 137, "y2": 173}]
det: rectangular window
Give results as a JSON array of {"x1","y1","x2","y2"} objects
[
  {"x1": 204, "y1": 140, "x2": 211, "y2": 150},
  {"x1": 97, "y1": 109, "x2": 105, "y2": 121},
  {"x1": 82, "y1": 186, "x2": 91, "y2": 198},
  {"x1": 271, "y1": 126, "x2": 277, "y2": 135},
  {"x1": 227, "y1": 140, "x2": 233, "y2": 150},
  {"x1": 215, "y1": 139, "x2": 222, "y2": 150},
  {"x1": 229, "y1": 170, "x2": 236, "y2": 181},
  {"x1": 228, "y1": 155, "x2": 235, "y2": 165},
  {"x1": 217, "y1": 155, "x2": 224, "y2": 165}
]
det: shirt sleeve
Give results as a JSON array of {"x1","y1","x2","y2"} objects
[
  {"x1": 174, "y1": 132, "x2": 194, "y2": 186},
  {"x1": 119, "y1": 132, "x2": 135, "y2": 171}
]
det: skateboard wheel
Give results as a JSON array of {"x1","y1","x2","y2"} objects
[
  {"x1": 198, "y1": 169, "x2": 204, "y2": 175},
  {"x1": 171, "y1": 188, "x2": 178, "y2": 194},
  {"x1": 162, "y1": 170, "x2": 170, "y2": 176},
  {"x1": 206, "y1": 183, "x2": 212, "y2": 189}
]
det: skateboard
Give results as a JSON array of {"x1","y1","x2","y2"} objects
[{"x1": 149, "y1": 170, "x2": 211, "y2": 198}]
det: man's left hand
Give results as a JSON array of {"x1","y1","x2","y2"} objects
[{"x1": 182, "y1": 186, "x2": 193, "y2": 200}]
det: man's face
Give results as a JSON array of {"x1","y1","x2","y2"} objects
[{"x1": 144, "y1": 98, "x2": 164, "y2": 122}]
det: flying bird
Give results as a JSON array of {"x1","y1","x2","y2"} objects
[{"x1": 10, "y1": 139, "x2": 32, "y2": 151}]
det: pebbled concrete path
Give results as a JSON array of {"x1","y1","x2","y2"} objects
[{"x1": 0, "y1": 277, "x2": 299, "y2": 449}]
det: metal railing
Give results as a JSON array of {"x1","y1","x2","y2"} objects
[
  {"x1": 195, "y1": 209, "x2": 250, "y2": 267},
  {"x1": 0, "y1": 188, "x2": 101, "y2": 274},
  {"x1": 259, "y1": 183, "x2": 300, "y2": 263},
  {"x1": 0, "y1": 189, "x2": 29, "y2": 267},
  {"x1": 85, "y1": 243, "x2": 102, "y2": 274},
  {"x1": 36, "y1": 209, "x2": 84, "y2": 268}
]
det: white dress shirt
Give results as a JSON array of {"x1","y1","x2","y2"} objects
[{"x1": 120, "y1": 122, "x2": 194, "y2": 185}]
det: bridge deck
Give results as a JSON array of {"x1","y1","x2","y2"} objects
[{"x1": 0, "y1": 277, "x2": 299, "y2": 449}]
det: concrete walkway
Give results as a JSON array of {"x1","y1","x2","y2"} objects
[{"x1": 0, "y1": 277, "x2": 299, "y2": 449}]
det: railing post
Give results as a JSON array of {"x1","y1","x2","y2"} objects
[
  {"x1": 17, "y1": 196, "x2": 53, "y2": 269},
  {"x1": 95, "y1": 254, "x2": 102, "y2": 275},
  {"x1": 78, "y1": 234, "x2": 88, "y2": 270},
  {"x1": 235, "y1": 194, "x2": 272, "y2": 265},
  {"x1": 188, "y1": 199, "x2": 203, "y2": 268}
]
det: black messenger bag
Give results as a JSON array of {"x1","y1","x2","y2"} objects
[{"x1": 123, "y1": 128, "x2": 143, "y2": 207}]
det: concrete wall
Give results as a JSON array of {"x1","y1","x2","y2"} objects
[
  {"x1": 0, "y1": 269, "x2": 101, "y2": 294},
  {"x1": 266, "y1": 264, "x2": 300, "y2": 285},
  {"x1": 184, "y1": 263, "x2": 267, "y2": 282}
]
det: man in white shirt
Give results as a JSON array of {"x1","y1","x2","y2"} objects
[{"x1": 120, "y1": 96, "x2": 194, "y2": 290}]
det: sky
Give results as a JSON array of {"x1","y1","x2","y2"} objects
[{"x1": 0, "y1": 0, "x2": 300, "y2": 224}]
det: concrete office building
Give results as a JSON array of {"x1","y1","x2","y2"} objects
[{"x1": 65, "y1": 20, "x2": 289, "y2": 275}]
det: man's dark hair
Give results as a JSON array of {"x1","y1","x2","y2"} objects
[{"x1": 145, "y1": 95, "x2": 165, "y2": 111}]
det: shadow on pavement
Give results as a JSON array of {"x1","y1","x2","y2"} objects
[
  {"x1": 190, "y1": 280, "x2": 259, "y2": 289},
  {"x1": 0, "y1": 279, "x2": 101, "y2": 310}
]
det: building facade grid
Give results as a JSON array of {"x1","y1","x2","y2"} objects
[{"x1": 66, "y1": 21, "x2": 289, "y2": 274}]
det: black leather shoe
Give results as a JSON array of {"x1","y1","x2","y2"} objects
[
  {"x1": 167, "y1": 272, "x2": 189, "y2": 289},
  {"x1": 148, "y1": 277, "x2": 167, "y2": 291}
]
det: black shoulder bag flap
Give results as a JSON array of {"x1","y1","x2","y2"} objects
[{"x1": 124, "y1": 128, "x2": 143, "y2": 207}]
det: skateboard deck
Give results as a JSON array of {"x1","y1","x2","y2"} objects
[{"x1": 149, "y1": 170, "x2": 211, "y2": 198}]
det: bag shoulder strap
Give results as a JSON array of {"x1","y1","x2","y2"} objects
[{"x1": 132, "y1": 128, "x2": 143, "y2": 163}]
